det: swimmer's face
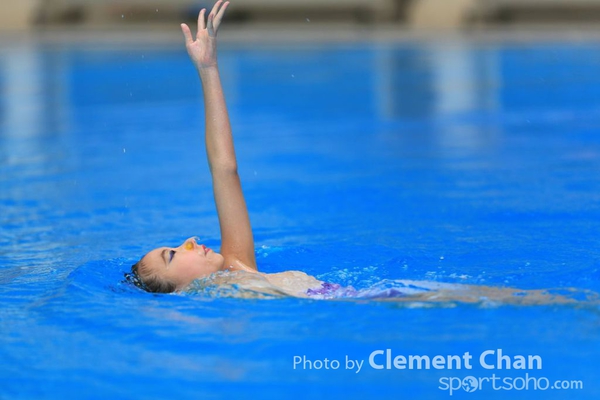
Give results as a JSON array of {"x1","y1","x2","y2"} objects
[{"x1": 141, "y1": 237, "x2": 225, "y2": 290}]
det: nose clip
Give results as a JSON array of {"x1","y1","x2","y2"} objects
[{"x1": 184, "y1": 237, "x2": 200, "y2": 250}]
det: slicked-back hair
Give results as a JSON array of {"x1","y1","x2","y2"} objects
[{"x1": 125, "y1": 260, "x2": 177, "y2": 294}]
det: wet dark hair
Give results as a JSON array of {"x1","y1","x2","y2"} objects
[{"x1": 124, "y1": 260, "x2": 177, "y2": 294}]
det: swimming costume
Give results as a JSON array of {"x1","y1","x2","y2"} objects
[{"x1": 306, "y1": 282, "x2": 358, "y2": 299}]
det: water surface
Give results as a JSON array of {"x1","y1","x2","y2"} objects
[{"x1": 1, "y1": 37, "x2": 599, "y2": 399}]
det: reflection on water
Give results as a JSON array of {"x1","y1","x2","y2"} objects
[
  {"x1": 1, "y1": 44, "x2": 43, "y2": 137},
  {"x1": 2, "y1": 41, "x2": 600, "y2": 137},
  {"x1": 375, "y1": 41, "x2": 502, "y2": 156},
  {"x1": 0, "y1": 42, "x2": 493, "y2": 136}
]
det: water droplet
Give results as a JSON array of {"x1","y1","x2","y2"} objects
[
  {"x1": 121, "y1": 14, "x2": 124, "y2": 19},
  {"x1": 306, "y1": 18, "x2": 311, "y2": 22},
  {"x1": 123, "y1": 148, "x2": 126, "y2": 153},
  {"x1": 291, "y1": 74, "x2": 295, "y2": 78}
]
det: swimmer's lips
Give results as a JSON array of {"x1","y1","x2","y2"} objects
[{"x1": 200, "y1": 245, "x2": 211, "y2": 255}]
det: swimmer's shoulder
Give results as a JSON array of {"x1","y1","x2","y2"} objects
[
  {"x1": 262, "y1": 270, "x2": 323, "y2": 298},
  {"x1": 222, "y1": 265, "x2": 322, "y2": 298}
]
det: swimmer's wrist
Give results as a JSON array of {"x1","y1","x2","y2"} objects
[
  {"x1": 197, "y1": 64, "x2": 220, "y2": 79},
  {"x1": 197, "y1": 62, "x2": 218, "y2": 71}
]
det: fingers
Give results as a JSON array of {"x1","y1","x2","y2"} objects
[
  {"x1": 191, "y1": 2, "x2": 228, "y2": 39},
  {"x1": 198, "y1": 8, "x2": 206, "y2": 32},
  {"x1": 213, "y1": 1, "x2": 229, "y2": 32},
  {"x1": 180, "y1": 23, "x2": 193, "y2": 45},
  {"x1": 207, "y1": 14, "x2": 215, "y2": 37},
  {"x1": 209, "y1": 0, "x2": 223, "y2": 19}
]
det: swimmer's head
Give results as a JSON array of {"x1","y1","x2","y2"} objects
[{"x1": 128, "y1": 237, "x2": 225, "y2": 293}]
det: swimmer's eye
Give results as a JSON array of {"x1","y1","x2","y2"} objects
[{"x1": 169, "y1": 250, "x2": 175, "y2": 262}]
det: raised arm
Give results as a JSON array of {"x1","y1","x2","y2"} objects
[{"x1": 181, "y1": 1, "x2": 257, "y2": 272}]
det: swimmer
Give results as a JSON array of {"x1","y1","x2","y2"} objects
[
  {"x1": 127, "y1": 1, "x2": 322, "y2": 297},
  {"x1": 125, "y1": 1, "x2": 596, "y2": 306}
]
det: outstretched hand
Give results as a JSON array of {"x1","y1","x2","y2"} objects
[{"x1": 181, "y1": 1, "x2": 230, "y2": 69}]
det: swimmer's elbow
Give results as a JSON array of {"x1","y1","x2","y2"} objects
[{"x1": 209, "y1": 159, "x2": 238, "y2": 175}]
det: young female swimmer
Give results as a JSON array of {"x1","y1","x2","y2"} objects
[
  {"x1": 128, "y1": 1, "x2": 323, "y2": 297},
  {"x1": 127, "y1": 1, "x2": 591, "y2": 305}
]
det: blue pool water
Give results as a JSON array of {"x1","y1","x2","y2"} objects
[{"x1": 1, "y1": 35, "x2": 600, "y2": 399}]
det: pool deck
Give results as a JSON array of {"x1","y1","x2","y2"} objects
[{"x1": 2, "y1": 22, "x2": 600, "y2": 48}]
